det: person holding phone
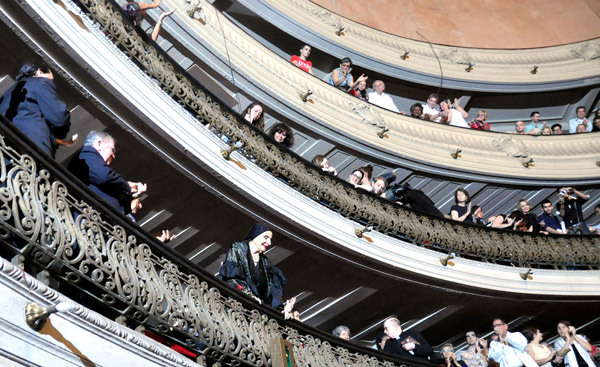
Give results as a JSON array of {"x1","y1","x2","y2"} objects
[{"x1": 553, "y1": 321, "x2": 595, "y2": 367}]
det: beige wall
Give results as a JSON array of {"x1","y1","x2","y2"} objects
[{"x1": 312, "y1": 0, "x2": 600, "y2": 48}]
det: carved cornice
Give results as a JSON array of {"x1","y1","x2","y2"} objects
[
  {"x1": 163, "y1": 0, "x2": 600, "y2": 180},
  {"x1": 257, "y1": 0, "x2": 600, "y2": 84}
]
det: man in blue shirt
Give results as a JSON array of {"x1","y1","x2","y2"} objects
[
  {"x1": 524, "y1": 111, "x2": 544, "y2": 135},
  {"x1": 537, "y1": 200, "x2": 564, "y2": 234}
]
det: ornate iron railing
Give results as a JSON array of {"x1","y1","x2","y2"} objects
[
  {"x1": 71, "y1": 0, "x2": 600, "y2": 270},
  {"x1": 0, "y1": 117, "x2": 420, "y2": 367}
]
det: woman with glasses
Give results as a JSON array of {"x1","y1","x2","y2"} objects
[
  {"x1": 460, "y1": 331, "x2": 489, "y2": 367},
  {"x1": 329, "y1": 57, "x2": 367, "y2": 92},
  {"x1": 440, "y1": 344, "x2": 468, "y2": 367}
]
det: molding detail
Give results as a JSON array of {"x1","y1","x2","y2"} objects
[
  {"x1": 493, "y1": 136, "x2": 529, "y2": 159},
  {"x1": 571, "y1": 42, "x2": 600, "y2": 61},
  {"x1": 0, "y1": 258, "x2": 201, "y2": 367}
]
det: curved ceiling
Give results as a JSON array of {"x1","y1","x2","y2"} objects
[{"x1": 312, "y1": 0, "x2": 600, "y2": 48}]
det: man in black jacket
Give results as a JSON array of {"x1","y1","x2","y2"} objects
[
  {"x1": 69, "y1": 130, "x2": 146, "y2": 214},
  {"x1": 383, "y1": 317, "x2": 433, "y2": 362}
]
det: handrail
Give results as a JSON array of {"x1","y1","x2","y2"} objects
[
  {"x1": 64, "y1": 0, "x2": 600, "y2": 270},
  {"x1": 0, "y1": 112, "x2": 427, "y2": 366}
]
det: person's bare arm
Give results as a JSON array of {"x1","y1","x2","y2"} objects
[{"x1": 151, "y1": 9, "x2": 176, "y2": 42}]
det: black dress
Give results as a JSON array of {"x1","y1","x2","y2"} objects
[{"x1": 218, "y1": 240, "x2": 286, "y2": 308}]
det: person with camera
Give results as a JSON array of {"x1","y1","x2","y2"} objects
[
  {"x1": 557, "y1": 187, "x2": 590, "y2": 234},
  {"x1": 459, "y1": 331, "x2": 489, "y2": 367},
  {"x1": 553, "y1": 321, "x2": 595, "y2": 367},
  {"x1": 384, "y1": 180, "x2": 445, "y2": 218}
]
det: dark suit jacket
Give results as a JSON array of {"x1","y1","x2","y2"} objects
[
  {"x1": 0, "y1": 77, "x2": 70, "y2": 157},
  {"x1": 68, "y1": 146, "x2": 132, "y2": 214},
  {"x1": 384, "y1": 330, "x2": 433, "y2": 362}
]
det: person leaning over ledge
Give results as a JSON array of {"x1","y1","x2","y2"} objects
[
  {"x1": 0, "y1": 62, "x2": 71, "y2": 158},
  {"x1": 290, "y1": 44, "x2": 314, "y2": 75},
  {"x1": 68, "y1": 130, "x2": 147, "y2": 214},
  {"x1": 329, "y1": 57, "x2": 367, "y2": 92},
  {"x1": 219, "y1": 223, "x2": 292, "y2": 312}
]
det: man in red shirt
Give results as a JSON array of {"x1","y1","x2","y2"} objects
[{"x1": 290, "y1": 45, "x2": 314, "y2": 75}]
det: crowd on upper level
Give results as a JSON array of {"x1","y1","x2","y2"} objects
[{"x1": 289, "y1": 45, "x2": 600, "y2": 134}]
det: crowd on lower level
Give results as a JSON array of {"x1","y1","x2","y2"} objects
[{"x1": 333, "y1": 318, "x2": 600, "y2": 367}]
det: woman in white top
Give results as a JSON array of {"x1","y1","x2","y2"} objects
[
  {"x1": 553, "y1": 320, "x2": 595, "y2": 367},
  {"x1": 440, "y1": 98, "x2": 469, "y2": 128},
  {"x1": 522, "y1": 327, "x2": 555, "y2": 367}
]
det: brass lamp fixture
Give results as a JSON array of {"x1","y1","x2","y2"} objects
[
  {"x1": 335, "y1": 25, "x2": 345, "y2": 36},
  {"x1": 522, "y1": 158, "x2": 535, "y2": 168},
  {"x1": 531, "y1": 66, "x2": 538, "y2": 75},
  {"x1": 401, "y1": 50, "x2": 410, "y2": 60},
  {"x1": 300, "y1": 89, "x2": 313, "y2": 102},
  {"x1": 440, "y1": 253, "x2": 456, "y2": 266},
  {"x1": 355, "y1": 225, "x2": 374, "y2": 243},
  {"x1": 465, "y1": 63, "x2": 474, "y2": 72},
  {"x1": 221, "y1": 145, "x2": 238, "y2": 160},
  {"x1": 520, "y1": 269, "x2": 533, "y2": 280},
  {"x1": 450, "y1": 148, "x2": 462, "y2": 159},
  {"x1": 377, "y1": 126, "x2": 389, "y2": 139},
  {"x1": 25, "y1": 301, "x2": 73, "y2": 331}
]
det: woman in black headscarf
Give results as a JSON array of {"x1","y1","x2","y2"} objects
[{"x1": 218, "y1": 223, "x2": 286, "y2": 309}]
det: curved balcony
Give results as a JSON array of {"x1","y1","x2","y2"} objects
[
  {"x1": 132, "y1": 0, "x2": 600, "y2": 183},
  {"x1": 2, "y1": 0, "x2": 599, "y2": 358},
  {"x1": 235, "y1": 0, "x2": 600, "y2": 91}
]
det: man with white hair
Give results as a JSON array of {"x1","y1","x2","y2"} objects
[
  {"x1": 383, "y1": 317, "x2": 432, "y2": 361},
  {"x1": 368, "y1": 80, "x2": 399, "y2": 113},
  {"x1": 69, "y1": 130, "x2": 146, "y2": 214}
]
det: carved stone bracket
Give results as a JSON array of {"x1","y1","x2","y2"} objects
[
  {"x1": 439, "y1": 48, "x2": 473, "y2": 65},
  {"x1": 348, "y1": 101, "x2": 385, "y2": 127},
  {"x1": 493, "y1": 136, "x2": 530, "y2": 158},
  {"x1": 571, "y1": 42, "x2": 600, "y2": 61}
]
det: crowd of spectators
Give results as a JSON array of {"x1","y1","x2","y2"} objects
[
  {"x1": 327, "y1": 317, "x2": 599, "y2": 367},
  {"x1": 308, "y1": 152, "x2": 597, "y2": 234},
  {"x1": 288, "y1": 44, "x2": 599, "y2": 134}
]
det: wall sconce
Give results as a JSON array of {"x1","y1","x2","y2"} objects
[
  {"x1": 465, "y1": 63, "x2": 474, "y2": 72},
  {"x1": 440, "y1": 253, "x2": 456, "y2": 266},
  {"x1": 221, "y1": 145, "x2": 238, "y2": 160},
  {"x1": 300, "y1": 89, "x2": 313, "y2": 102},
  {"x1": 530, "y1": 66, "x2": 538, "y2": 75},
  {"x1": 335, "y1": 25, "x2": 345, "y2": 36},
  {"x1": 355, "y1": 225, "x2": 373, "y2": 242},
  {"x1": 401, "y1": 50, "x2": 410, "y2": 60},
  {"x1": 522, "y1": 158, "x2": 535, "y2": 168},
  {"x1": 25, "y1": 301, "x2": 73, "y2": 331},
  {"x1": 520, "y1": 269, "x2": 533, "y2": 280},
  {"x1": 188, "y1": 3, "x2": 205, "y2": 22},
  {"x1": 377, "y1": 126, "x2": 389, "y2": 139},
  {"x1": 450, "y1": 148, "x2": 462, "y2": 159}
]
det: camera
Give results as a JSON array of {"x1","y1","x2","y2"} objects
[{"x1": 559, "y1": 189, "x2": 567, "y2": 196}]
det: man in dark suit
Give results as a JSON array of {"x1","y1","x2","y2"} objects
[
  {"x1": 69, "y1": 130, "x2": 146, "y2": 214},
  {"x1": 0, "y1": 63, "x2": 70, "y2": 158},
  {"x1": 383, "y1": 317, "x2": 433, "y2": 362}
]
